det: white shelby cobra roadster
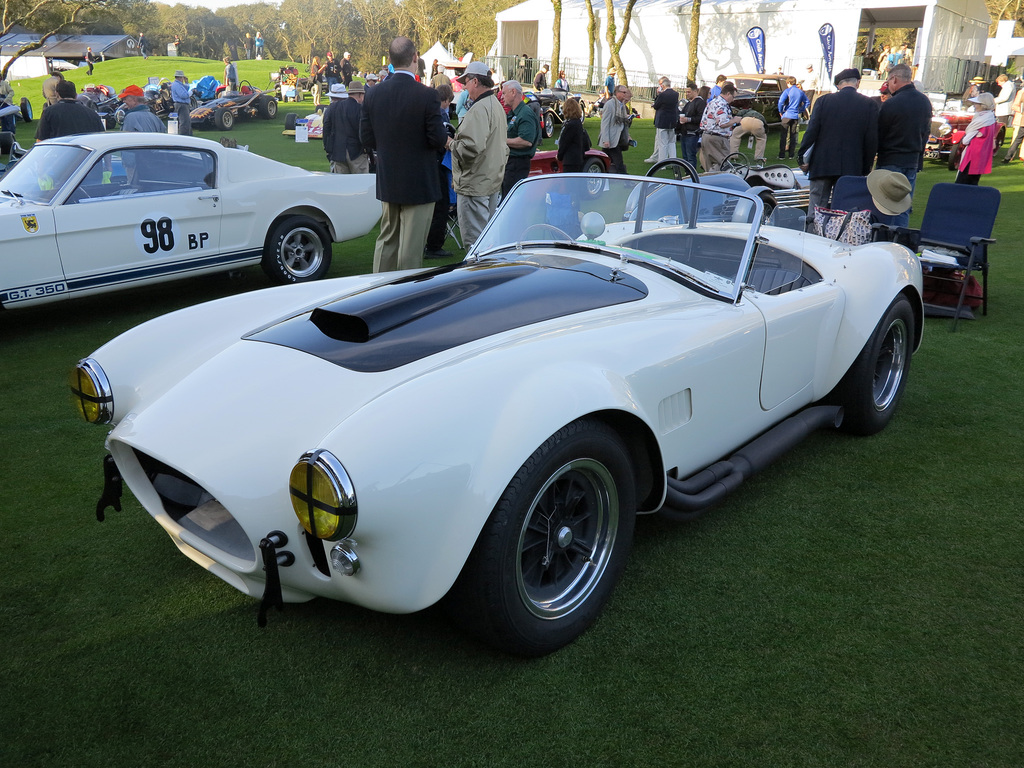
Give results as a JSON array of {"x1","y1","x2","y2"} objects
[
  {"x1": 73, "y1": 174, "x2": 923, "y2": 656},
  {"x1": 1, "y1": 133, "x2": 380, "y2": 308}
]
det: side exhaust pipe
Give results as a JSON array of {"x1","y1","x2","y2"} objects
[{"x1": 658, "y1": 405, "x2": 843, "y2": 522}]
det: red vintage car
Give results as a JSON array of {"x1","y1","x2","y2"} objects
[
  {"x1": 925, "y1": 109, "x2": 1006, "y2": 170},
  {"x1": 530, "y1": 147, "x2": 610, "y2": 176}
]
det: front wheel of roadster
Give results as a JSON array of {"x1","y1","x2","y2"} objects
[
  {"x1": 446, "y1": 419, "x2": 636, "y2": 656},
  {"x1": 829, "y1": 294, "x2": 914, "y2": 436}
]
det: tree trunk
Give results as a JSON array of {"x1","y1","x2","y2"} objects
[
  {"x1": 584, "y1": 0, "x2": 597, "y2": 90},
  {"x1": 551, "y1": 0, "x2": 562, "y2": 78},
  {"x1": 688, "y1": 0, "x2": 702, "y2": 83},
  {"x1": 604, "y1": 0, "x2": 636, "y2": 87}
]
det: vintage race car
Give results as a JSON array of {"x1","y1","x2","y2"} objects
[
  {"x1": 189, "y1": 84, "x2": 279, "y2": 131},
  {"x1": 527, "y1": 89, "x2": 591, "y2": 138},
  {"x1": 0, "y1": 132, "x2": 380, "y2": 308},
  {"x1": 925, "y1": 108, "x2": 1007, "y2": 169},
  {"x1": 74, "y1": 174, "x2": 923, "y2": 656}
]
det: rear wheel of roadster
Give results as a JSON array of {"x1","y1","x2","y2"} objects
[
  {"x1": 447, "y1": 419, "x2": 636, "y2": 656},
  {"x1": 830, "y1": 295, "x2": 914, "y2": 436}
]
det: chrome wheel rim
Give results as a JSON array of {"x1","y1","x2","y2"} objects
[
  {"x1": 873, "y1": 317, "x2": 908, "y2": 411},
  {"x1": 516, "y1": 458, "x2": 618, "y2": 619},
  {"x1": 281, "y1": 227, "x2": 324, "y2": 278}
]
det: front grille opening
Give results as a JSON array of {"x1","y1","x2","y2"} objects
[{"x1": 134, "y1": 450, "x2": 256, "y2": 564}]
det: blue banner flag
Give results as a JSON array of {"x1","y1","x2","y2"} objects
[
  {"x1": 746, "y1": 27, "x2": 766, "y2": 75},
  {"x1": 818, "y1": 23, "x2": 835, "y2": 82}
]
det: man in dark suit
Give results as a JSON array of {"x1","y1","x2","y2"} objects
[
  {"x1": 797, "y1": 68, "x2": 879, "y2": 229},
  {"x1": 360, "y1": 37, "x2": 448, "y2": 272}
]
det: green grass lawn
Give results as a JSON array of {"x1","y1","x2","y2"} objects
[{"x1": 4, "y1": 67, "x2": 1024, "y2": 765}]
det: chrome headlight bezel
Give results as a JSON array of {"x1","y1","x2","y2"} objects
[
  {"x1": 289, "y1": 450, "x2": 357, "y2": 541},
  {"x1": 70, "y1": 358, "x2": 114, "y2": 424},
  {"x1": 936, "y1": 120, "x2": 953, "y2": 137}
]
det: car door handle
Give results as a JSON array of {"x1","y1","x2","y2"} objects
[{"x1": 198, "y1": 193, "x2": 220, "y2": 202}]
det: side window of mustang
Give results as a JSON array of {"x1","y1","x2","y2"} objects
[{"x1": 68, "y1": 149, "x2": 217, "y2": 204}]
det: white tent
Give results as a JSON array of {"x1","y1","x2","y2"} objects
[
  {"x1": 495, "y1": 0, "x2": 991, "y2": 92},
  {"x1": 422, "y1": 41, "x2": 470, "y2": 71}
]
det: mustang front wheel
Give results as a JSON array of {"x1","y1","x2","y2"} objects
[
  {"x1": 447, "y1": 419, "x2": 636, "y2": 656},
  {"x1": 831, "y1": 295, "x2": 914, "y2": 435},
  {"x1": 262, "y1": 216, "x2": 332, "y2": 283}
]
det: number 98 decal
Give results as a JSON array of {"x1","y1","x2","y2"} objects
[{"x1": 140, "y1": 217, "x2": 175, "y2": 253}]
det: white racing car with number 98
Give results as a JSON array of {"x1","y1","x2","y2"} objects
[{"x1": 0, "y1": 132, "x2": 380, "y2": 309}]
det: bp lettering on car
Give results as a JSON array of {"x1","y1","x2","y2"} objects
[{"x1": 0, "y1": 133, "x2": 381, "y2": 309}]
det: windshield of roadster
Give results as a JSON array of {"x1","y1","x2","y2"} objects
[{"x1": 472, "y1": 174, "x2": 763, "y2": 301}]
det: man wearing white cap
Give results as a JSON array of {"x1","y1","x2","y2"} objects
[
  {"x1": 324, "y1": 83, "x2": 367, "y2": 174},
  {"x1": 170, "y1": 69, "x2": 192, "y2": 136},
  {"x1": 341, "y1": 52, "x2": 354, "y2": 86}
]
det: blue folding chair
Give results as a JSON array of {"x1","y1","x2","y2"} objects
[{"x1": 912, "y1": 183, "x2": 1000, "y2": 331}]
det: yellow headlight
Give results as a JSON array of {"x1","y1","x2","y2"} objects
[
  {"x1": 289, "y1": 450, "x2": 357, "y2": 541},
  {"x1": 70, "y1": 358, "x2": 114, "y2": 424}
]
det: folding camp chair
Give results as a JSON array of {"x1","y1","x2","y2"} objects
[
  {"x1": 829, "y1": 175, "x2": 901, "y2": 232},
  {"x1": 445, "y1": 205, "x2": 463, "y2": 249},
  {"x1": 906, "y1": 183, "x2": 1000, "y2": 331}
]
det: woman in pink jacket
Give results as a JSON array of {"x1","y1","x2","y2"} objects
[{"x1": 956, "y1": 92, "x2": 997, "y2": 185}]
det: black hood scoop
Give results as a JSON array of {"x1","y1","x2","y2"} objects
[{"x1": 247, "y1": 256, "x2": 647, "y2": 373}]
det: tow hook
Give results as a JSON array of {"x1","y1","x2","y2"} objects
[
  {"x1": 257, "y1": 531, "x2": 294, "y2": 627},
  {"x1": 95, "y1": 454, "x2": 123, "y2": 522}
]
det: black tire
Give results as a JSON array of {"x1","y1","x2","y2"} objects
[
  {"x1": 261, "y1": 216, "x2": 332, "y2": 283},
  {"x1": 214, "y1": 107, "x2": 234, "y2": 131},
  {"x1": 0, "y1": 131, "x2": 13, "y2": 155},
  {"x1": 829, "y1": 295, "x2": 914, "y2": 436},
  {"x1": 543, "y1": 110, "x2": 555, "y2": 138},
  {"x1": 284, "y1": 112, "x2": 297, "y2": 131},
  {"x1": 20, "y1": 97, "x2": 32, "y2": 123},
  {"x1": 258, "y1": 96, "x2": 278, "y2": 120},
  {"x1": 446, "y1": 418, "x2": 636, "y2": 656}
]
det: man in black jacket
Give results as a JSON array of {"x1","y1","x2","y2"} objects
[
  {"x1": 323, "y1": 83, "x2": 367, "y2": 174},
  {"x1": 647, "y1": 76, "x2": 679, "y2": 163},
  {"x1": 35, "y1": 80, "x2": 103, "y2": 141},
  {"x1": 876, "y1": 63, "x2": 932, "y2": 227},
  {"x1": 797, "y1": 68, "x2": 878, "y2": 229},
  {"x1": 359, "y1": 37, "x2": 448, "y2": 272},
  {"x1": 677, "y1": 81, "x2": 705, "y2": 169}
]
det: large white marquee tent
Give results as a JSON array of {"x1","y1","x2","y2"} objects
[{"x1": 494, "y1": 0, "x2": 991, "y2": 92}]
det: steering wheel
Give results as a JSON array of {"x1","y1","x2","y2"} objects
[
  {"x1": 646, "y1": 158, "x2": 699, "y2": 183},
  {"x1": 521, "y1": 223, "x2": 574, "y2": 243},
  {"x1": 720, "y1": 152, "x2": 750, "y2": 176}
]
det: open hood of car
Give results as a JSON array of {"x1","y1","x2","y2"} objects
[{"x1": 246, "y1": 255, "x2": 649, "y2": 372}]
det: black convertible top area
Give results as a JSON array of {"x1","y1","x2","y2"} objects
[{"x1": 246, "y1": 255, "x2": 649, "y2": 372}]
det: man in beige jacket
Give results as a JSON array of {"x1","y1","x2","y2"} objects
[{"x1": 449, "y1": 62, "x2": 509, "y2": 250}]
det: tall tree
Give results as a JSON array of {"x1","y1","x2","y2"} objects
[
  {"x1": 450, "y1": 0, "x2": 519, "y2": 65},
  {"x1": 603, "y1": 0, "x2": 636, "y2": 86},
  {"x1": 1, "y1": 0, "x2": 133, "y2": 80},
  {"x1": 584, "y1": 0, "x2": 597, "y2": 87},
  {"x1": 687, "y1": 0, "x2": 700, "y2": 82},
  {"x1": 986, "y1": 0, "x2": 1023, "y2": 33},
  {"x1": 550, "y1": 0, "x2": 561, "y2": 77}
]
